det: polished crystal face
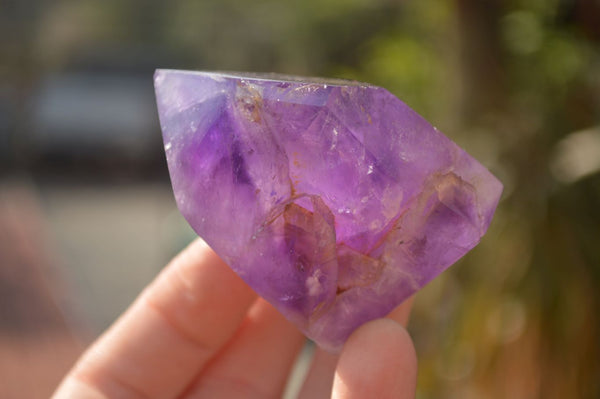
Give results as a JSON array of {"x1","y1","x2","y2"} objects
[{"x1": 154, "y1": 69, "x2": 503, "y2": 351}]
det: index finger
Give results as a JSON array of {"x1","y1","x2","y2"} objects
[{"x1": 53, "y1": 239, "x2": 257, "y2": 399}]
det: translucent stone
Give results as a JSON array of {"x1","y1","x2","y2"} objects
[{"x1": 155, "y1": 70, "x2": 503, "y2": 351}]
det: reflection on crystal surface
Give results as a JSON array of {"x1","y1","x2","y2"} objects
[{"x1": 155, "y1": 69, "x2": 503, "y2": 351}]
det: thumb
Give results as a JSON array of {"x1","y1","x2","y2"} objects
[{"x1": 332, "y1": 319, "x2": 417, "y2": 399}]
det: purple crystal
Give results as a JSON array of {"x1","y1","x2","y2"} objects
[{"x1": 154, "y1": 70, "x2": 502, "y2": 351}]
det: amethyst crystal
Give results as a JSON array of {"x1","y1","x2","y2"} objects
[{"x1": 154, "y1": 70, "x2": 502, "y2": 351}]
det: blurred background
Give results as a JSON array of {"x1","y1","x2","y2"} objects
[{"x1": 1, "y1": 0, "x2": 599, "y2": 397}]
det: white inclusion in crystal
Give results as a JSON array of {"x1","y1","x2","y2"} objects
[
  {"x1": 164, "y1": 142, "x2": 172, "y2": 151},
  {"x1": 330, "y1": 128, "x2": 339, "y2": 150},
  {"x1": 367, "y1": 164, "x2": 374, "y2": 174},
  {"x1": 306, "y1": 270, "x2": 323, "y2": 296},
  {"x1": 370, "y1": 220, "x2": 382, "y2": 229}
]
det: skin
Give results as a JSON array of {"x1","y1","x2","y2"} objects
[{"x1": 53, "y1": 239, "x2": 417, "y2": 399}]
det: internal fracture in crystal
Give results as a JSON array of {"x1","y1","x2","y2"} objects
[{"x1": 154, "y1": 70, "x2": 503, "y2": 351}]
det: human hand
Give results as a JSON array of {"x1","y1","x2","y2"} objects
[{"x1": 53, "y1": 239, "x2": 417, "y2": 399}]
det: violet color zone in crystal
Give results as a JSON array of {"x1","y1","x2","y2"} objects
[{"x1": 154, "y1": 70, "x2": 503, "y2": 351}]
